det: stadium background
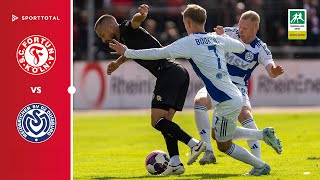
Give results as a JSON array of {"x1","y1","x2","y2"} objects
[
  {"x1": 72, "y1": 1, "x2": 320, "y2": 179},
  {"x1": 73, "y1": 0, "x2": 320, "y2": 110}
]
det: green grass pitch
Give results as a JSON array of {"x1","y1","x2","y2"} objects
[{"x1": 73, "y1": 111, "x2": 320, "y2": 179}]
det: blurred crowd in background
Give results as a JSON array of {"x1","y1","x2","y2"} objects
[{"x1": 73, "y1": 0, "x2": 319, "y2": 60}]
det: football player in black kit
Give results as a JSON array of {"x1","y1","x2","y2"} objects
[{"x1": 94, "y1": 4, "x2": 206, "y2": 176}]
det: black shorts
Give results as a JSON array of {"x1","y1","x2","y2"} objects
[{"x1": 152, "y1": 64, "x2": 190, "y2": 111}]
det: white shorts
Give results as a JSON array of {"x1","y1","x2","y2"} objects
[
  {"x1": 236, "y1": 84, "x2": 251, "y2": 109},
  {"x1": 196, "y1": 86, "x2": 242, "y2": 142},
  {"x1": 212, "y1": 97, "x2": 242, "y2": 142},
  {"x1": 196, "y1": 87, "x2": 243, "y2": 142},
  {"x1": 196, "y1": 86, "x2": 250, "y2": 109}
]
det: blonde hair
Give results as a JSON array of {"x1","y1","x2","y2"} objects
[
  {"x1": 181, "y1": 4, "x2": 207, "y2": 25},
  {"x1": 240, "y1": 10, "x2": 260, "y2": 24}
]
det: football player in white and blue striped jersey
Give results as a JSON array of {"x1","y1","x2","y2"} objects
[
  {"x1": 109, "y1": 5, "x2": 280, "y2": 176},
  {"x1": 194, "y1": 11, "x2": 284, "y2": 171}
]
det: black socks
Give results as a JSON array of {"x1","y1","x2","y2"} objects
[
  {"x1": 161, "y1": 132, "x2": 179, "y2": 157},
  {"x1": 155, "y1": 118, "x2": 192, "y2": 145}
]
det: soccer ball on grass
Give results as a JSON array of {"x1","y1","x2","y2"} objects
[{"x1": 145, "y1": 150, "x2": 170, "y2": 175}]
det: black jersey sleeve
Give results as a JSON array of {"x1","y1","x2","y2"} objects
[{"x1": 119, "y1": 20, "x2": 163, "y2": 50}]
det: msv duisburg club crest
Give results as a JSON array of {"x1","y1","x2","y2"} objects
[
  {"x1": 245, "y1": 51, "x2": 254, "y2": 61},
  {"x1": 16, "y1": 103, "x2": 56, "y2": 143}
]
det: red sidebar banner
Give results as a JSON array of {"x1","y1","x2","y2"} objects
[{"x1": 0, "y1": 0, "x2": 71, "y2": 179}]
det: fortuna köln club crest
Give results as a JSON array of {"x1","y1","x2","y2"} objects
[{"x1": 16, "y1": 35, "x2": 56, "y2": 75}]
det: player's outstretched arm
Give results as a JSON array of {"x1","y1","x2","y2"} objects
[
  {"x1": 265, "y1": 63, "x2": 284, "y2": 78},
  {"x1": 131, "y1": 4, "x2": 149, "y2": 29},
  {"x1": 219, "y1": 34, "x2": 245, "y2": 53},
  {"x1": 109, "y1": 39, "x2": 170, "y2": 60},
  {"x1": 106, "y1": 55, "x2": 129, "y2": 75}
]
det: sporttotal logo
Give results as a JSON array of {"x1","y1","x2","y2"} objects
[
  {"x1": 16, "y1": 103, "x2": 56, "y2": 143},
  {"x1": 12, "y1": 14, "x2": 19, "y2": 22},
  {"x1": 16, "y1": 35, "x2": 56, "y2": 75},
  {"x1": 288, "y1": 9, "x2": 307, "y2": 40}
]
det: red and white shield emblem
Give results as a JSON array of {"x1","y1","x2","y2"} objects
[{"x1": 16, "y1": 35, "x2": 56, "y2": 75}]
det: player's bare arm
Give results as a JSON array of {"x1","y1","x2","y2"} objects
[
  {"x1": 214, "y1": 25, "x2": 224, "y2": 35},
  {"x1": 265, "y1": 63, "x2": 284, "y2": 78},
  {"x1": 131, "y1": 4, "x2": 149, "y2": 29},
  {"x1": 106, "y1": 55, "x2": 129, "y2": 75},
  {"x1": 109, "y1": 39, "x2": 127, "y2": 56}
]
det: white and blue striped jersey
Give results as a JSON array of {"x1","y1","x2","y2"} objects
[
  {"x1": 124, "y1": 32, "x2": 245, "y2": 105},
  {"x1": 224, "y1": 27, "x2": 274, "y2": 86}
]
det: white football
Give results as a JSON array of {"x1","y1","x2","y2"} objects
[{"x1": 145, "y1": 150, "x2": 170, "y2": 175}]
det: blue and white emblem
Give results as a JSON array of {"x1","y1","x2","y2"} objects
[
  {"x1": 245, "y1": 52, "x2": 254, "y2": 61},
  {"x1": 16, "y1": 103, "x2": 56, "y2": 143}
]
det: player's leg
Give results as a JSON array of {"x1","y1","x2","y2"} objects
[
  {"x1": 166, "y1": 108, "x2": 176, "y2": 121},
  {"x1": 162, "y1": 108, "x2": 181, "y2": 166},
  {"x1": 154, "y1": 108, "x2": 180, "y2": 164},
  {"x1": 237, "y1": 86, "x2": 261, "y2": 159},
  {"x1": 157, "y1": 108, "x2": 205, "y2": 175},
  {"x1": 151, "y1": 108, "x2": 185, "y2": 175},
  {"x1": 172, "y1": 67, "x2": 207, "y2": 166},
  {"x1": 232, "y1": 126, "x2": 282, "y2": 155},
  {"x1": 216, "y1": 139, "x2": 271, "y2": 176},
  {"x1": 194, "y1": 87, "x2": 216, "y2": 165},
  {"x1": 238, "y1": 85, "x2": 261, "y2": 159},
  {"x1": 152, "y1": 65, "x2": 205, "y2": 175},
  {"x1": 151, "y1": 70, "x2": 186, "y2": 175},
  {"x1": 150, "y1": 107, "x2": 185, "y2": 175},
  {"x1": 239, "y1": 107, "x2": 261, "y2": 158},
  {"x1": 151, "y1": 65, "x2": 200, "y2": 149},
  {"x1": 214, "y1": 98, "x2": 270, "y2": 176}
]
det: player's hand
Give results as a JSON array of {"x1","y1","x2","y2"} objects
[
  {"x1": 271, "y1": 65, "x2": 284, "y2": 77},
  {"x1": 214, "y1": 25, "x2": 224, "y2": 35},
  {"x1": 106, "y1": 61, "x2": 119, "y2": 75},
  {"x1": 138, "y1": 4, "x2": 149, "y2": 17},
  {"x1": 131, "y1": 4, "x2": 149, "y2": 29},
  {"x1": 109, "y1": 39, "x2": 127, "y2": 56}
]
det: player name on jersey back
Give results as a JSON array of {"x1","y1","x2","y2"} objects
[{"x1": 195, "y1": 37, "x2": 219, "y2": 45}]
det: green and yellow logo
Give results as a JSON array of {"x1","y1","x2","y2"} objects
[
  {"x1": 288, "y1": 9, "x2": 307, "y2": 40},
  {"x1": 289, "y1": 10, "x2": 305, "y2": 24}
]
